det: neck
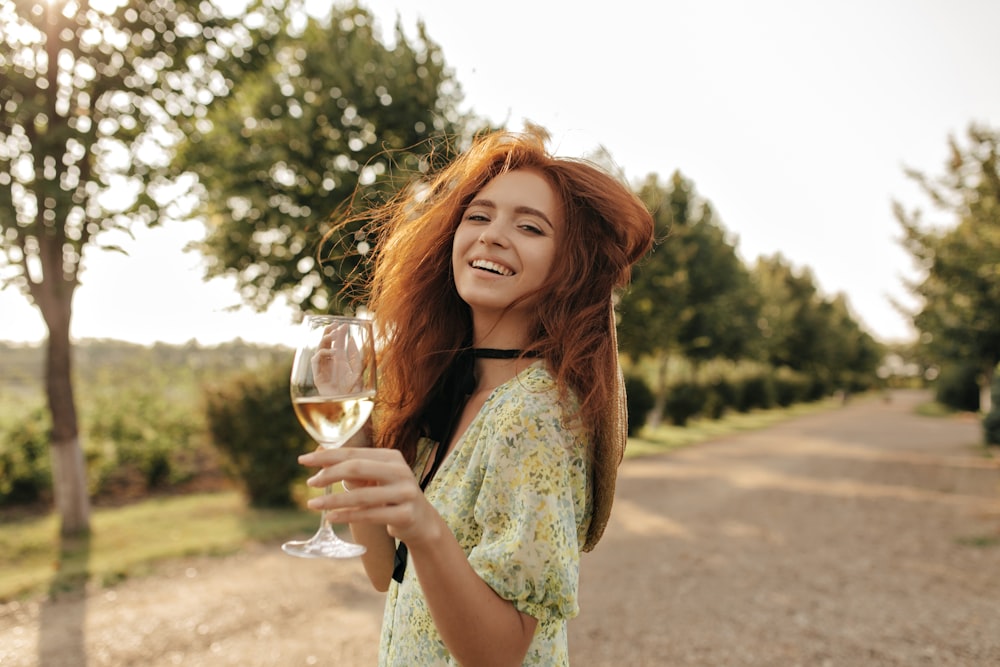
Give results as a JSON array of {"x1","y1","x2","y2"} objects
[{"x1": 471, "y1": 313, "x2": 531, "y2": 351}]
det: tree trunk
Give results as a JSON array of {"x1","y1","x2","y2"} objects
[
  {"x1": 648, "y1": 352, "x2": 670, "y2": 429},
  {"x1": 45, "y1": 314, "x2": 91, "y2": 536},
  {"x1": 980, "y1": 363, "x2": 995, "y2": 414}
]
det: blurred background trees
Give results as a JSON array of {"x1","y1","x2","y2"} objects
[
  {"x1": 895, "y1": 124, "x2": 1000, "y2": 415},
  {"x1": 617, "y1": 171, "x2": 881, "y2": 425},
  {"x1": 173, "y1": 3, "x2": 486, "y2": 314},
  {"x1": 0, "y1": 0, "x2": 286, "y2": 535}
]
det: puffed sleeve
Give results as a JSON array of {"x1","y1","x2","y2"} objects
[{"x1": 466, "y1": 388, "x2": 591, "y2": 622}]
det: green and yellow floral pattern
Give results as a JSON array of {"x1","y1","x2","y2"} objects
[{"x1": 378, "y1": 363, "x2": 593, "y2": 666}]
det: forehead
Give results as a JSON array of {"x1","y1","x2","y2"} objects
[{"x1": 475, "y1": 169, "x2": 560, "y2": 217}]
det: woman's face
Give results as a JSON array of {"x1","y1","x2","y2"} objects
[{"x1": 451, "y1": 169, "x2": 561, "y2": 326}]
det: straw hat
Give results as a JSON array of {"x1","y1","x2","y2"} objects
[{"x1": 582, "y1": 305, "x2": 629, "y2": 552}]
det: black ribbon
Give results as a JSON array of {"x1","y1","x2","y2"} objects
[{"x1": 390, "y1": 348, "x2": 537, "y2": 583}]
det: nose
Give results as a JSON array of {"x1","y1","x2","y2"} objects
[{"x1": 478, "y1": 220, "x2": 508, "y2": 247}]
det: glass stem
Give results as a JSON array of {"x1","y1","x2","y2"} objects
[{"x1": 319, "y1": 485, "x2": 335, "y2": 535}]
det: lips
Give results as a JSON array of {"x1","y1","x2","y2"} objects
[{"x1": 471, "y1": 258, "x2": 514, "y2": 276}]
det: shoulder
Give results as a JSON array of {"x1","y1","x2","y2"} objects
[
  {"x1": 485, "y1": 364, "x2": 586, "y2": 447},
  {"x1": 491, "y1": 364, "x2": 578, "y2": 418}
]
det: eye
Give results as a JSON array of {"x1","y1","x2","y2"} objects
[
  {"x1": 518, "y1": 222, "x2": 546, "y2": 235},
  {"x1": 464, "y1": 210, "x2": 490, "y2": 223}
]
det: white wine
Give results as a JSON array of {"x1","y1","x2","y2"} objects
[{"x1": 293, "y1": 392, "x2": 375, "y2": 447}]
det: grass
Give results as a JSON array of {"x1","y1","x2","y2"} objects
[
  {"x1": 914, "y1": 400, "x2": 962, "y2": 418},
  {"x1": 0, "y1": 491, "x2": 318, "y2": 602},
  {"x1": 0, "y1": 396, "x2": 846, "y2": 603},
  {"x1": 625, "y1": 397, "x2": 843, "y2": 459},
  {"x1": 955, "y1": 534, "x2": 1000, "y2": 548}
]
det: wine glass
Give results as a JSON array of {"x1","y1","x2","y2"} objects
[{"x1": 282, "y1": 314, "x2": 376, "y2": 559}]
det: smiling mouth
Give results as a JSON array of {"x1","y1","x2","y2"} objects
[{"x1": 471, "y1": 259, "x2": 514, "y2": 276}]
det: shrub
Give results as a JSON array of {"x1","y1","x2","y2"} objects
[
  {"x1": 624, "y1": 375, "x2": 655, "y2": 436},
  {"x1": 203, "y1": 362, "x2": 310, "y2": 507},
  {"x1": 738, "y1": 374, "x2": 776, "y2": 412},
  {"x1": 704, "y1": 376, "x2": 740, "y2": 420},
  {"x1": 934, "y1": 363, "x2": 980, "y2": 412},
  {"x1": 0, "y1": 406, "x2": 52, "y2": 505},
  {"x1": 663, "y1": 380, "x2": 707, "y2": 427},
  {"x1": 984, "y1": 375, "x2": 1000, "y2": 447},
  {"x1": 772, "y1": 370, "x2": 808, "y2": 407},
  {"x1": 983, "y1": 409, "x2": 1000, "y2": 446},
  {"x1": 84, "y1": 377, "x2": 207, "y2": 499},
  {"x1": 805, "y1": 375, "x2": 832, "y2": 402}
]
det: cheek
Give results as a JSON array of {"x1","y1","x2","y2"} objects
[
  {"x1": 529, "y1": 245, "x2": 557, "y2": 282},
  {"x1": 451, "y1": 228, "x2": 471, "y2": 271}
]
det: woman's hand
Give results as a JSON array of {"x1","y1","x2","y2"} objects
[
  {"x1": 299, "y1": 448, "x2": 537, "y2": 665},
  {"x1": 298, "y1": 448, "x2": 443, "y2": 548},
  {"x1": 311, "y1": 323, "x2": 366, "y2": 397}
]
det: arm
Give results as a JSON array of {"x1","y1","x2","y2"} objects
[
  {"x1": 405, "y1": 512, "x2": 538, "y2": 666},
  {"x1": 299, "y1": 446, "x2": 538, "y2": 666}
]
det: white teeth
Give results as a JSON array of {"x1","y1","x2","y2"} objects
[{"x1": 471, "y1": 259, "x2": 513, "y2": 276}]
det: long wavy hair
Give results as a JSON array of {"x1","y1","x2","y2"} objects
[{"x1": 339, "y1": 129, "x2": 652, "y2": 505}]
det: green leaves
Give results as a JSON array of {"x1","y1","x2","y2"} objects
[
  {"x1": 175, "y1": 5, "x2": 480, "y2": 314},
  {"x1": 896, "y1": 124, "x2": 1000, "y2": 378}
]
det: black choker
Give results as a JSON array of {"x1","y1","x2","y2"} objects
[{"x1": 471, "y1": 348, "x2": 540, "y2": 359}]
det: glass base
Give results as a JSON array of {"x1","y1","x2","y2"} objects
[{"x1": 282, "y1": 524, "x2": 366, "y2": 559}]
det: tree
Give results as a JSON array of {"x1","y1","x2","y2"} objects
[
  {"x1": 895, "y1": 124, "x2": 1000, "y2": 412},
  {"x1": 618, "y1": 171, "x2": 760, "y2": 421},
  {"x1": 173, "y1": 4, "x2": 482, "y2": 314},
  {"x1": 0, "y1": 0, "x2": 284, "y2": 535},
  {"x1": 616, "y1": 172, "x2": 688, "y2": 422},
  {"x1": 674, "y1": 198, "x2": 760, "y2": 366},
  {"x1": 752, "y1": 254, "x2": 881, "y2": 396},
  {"x1": 753, "y1": 255, "x2": 829, "y2": 373}
]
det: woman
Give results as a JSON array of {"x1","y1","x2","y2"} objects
[{"x1": 299, "y1": 130, "x2": 655, "y2": 665}]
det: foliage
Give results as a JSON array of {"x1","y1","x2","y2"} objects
[
  {"x1": 0, "y1": 0, "x2": 287, "y2": 534},
  {"x1": 619, "y1": 171, "x2": 761, "y2": 365},
  {"x1": 771, "y1": 368, "x2": 812, "y2": 407},
  {"x1": 983, "y1": 407, "x2": 1000, "y2": 446},
  {"x1": 0, "y1": 405, "x2": 51, "y2": 505},
  {"x1": 624, "y1": 375, "x2": 655, "y2": 436},
  {"x1": 895, "y1": 123, "x2": 1000, "y2": 410},
  {"x1": 83, "y1": 367, "x2": 211, "y2": 497},
  {"x1": 0, "y1": 339, "x2": 289, "y2": 508},
  {"x1": 737, "y1": 373, "x2": 777, "y2": 412},
  {"x1": 751, "y1": 254, "x2": 882, "y2": 391},
  {"x1": 0, "y1": 0, "x2": 286, "y2": 319},
  {"x1": 617, "y1": 171, "x2": 770, "y2": 424},
  {"x1": 617, "y1": 174, "x2": 685, "y2": 362},
  {"x1": 616, "y1": 171, "x2": 880, "y2": 416},
  {"x1": 703, "y1": 375, "x2": 741, "y2": 420},
  {"x1": 174, "y1": 3, "x2": 486, "y2": 314},
  {"x1": 984, "y1": 374, "x2": 1000, "y2": 446},
  {"x1": 203, "y1": 361, "x2": 309, "y2": 507},
  {"x1": 933, "y1": 362, "x2": 981, "y2": 412},
  {"x1": 662, "y1": 380, "x2": 708, "y2": 427}
]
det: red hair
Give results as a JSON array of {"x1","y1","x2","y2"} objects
[{"x1": 342, "y1": 130, "x2": 653, "y2": 466}]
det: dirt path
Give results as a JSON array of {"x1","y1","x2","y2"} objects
[{"x1": 3, "y1": 390, "x2": 999, "y2": 666}]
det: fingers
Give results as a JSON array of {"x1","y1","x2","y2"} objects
[
  {"x1": 297, "y1": 447, "x2": 436, "y2": 544},
  {"x1": 299, "y1": 448, "x2": 411, "y2": 494},
  {"x1": 299, "y1": 446, "x2": 401, "y2": 468}
]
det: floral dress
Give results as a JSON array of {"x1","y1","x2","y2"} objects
[{"x1": 377, "y1": 363, "x2": 594, "y2": 666}]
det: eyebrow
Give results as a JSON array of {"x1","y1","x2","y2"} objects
[{"x1": 467, "y1": 198, "x2": 555, "y2": 231}]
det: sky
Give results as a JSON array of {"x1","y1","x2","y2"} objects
[{"x1": 2, "y1": 0, "x2": 999, "y2": 347}]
